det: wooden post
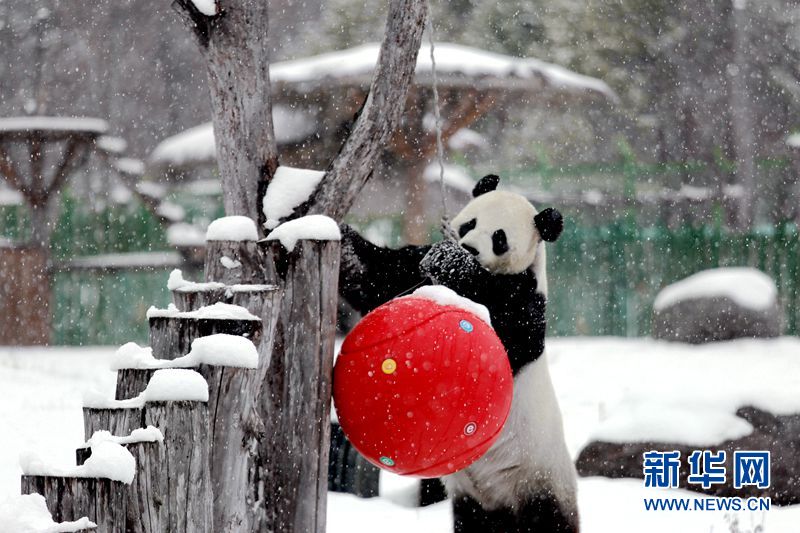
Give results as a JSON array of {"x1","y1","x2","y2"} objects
[
  {"x1": 148, "y1": 315, "x2": 262, "y2": 360},
  {"x1": 82, "y1": 407, "x2": 142, "y2": 441},
  {"x1": 115, "y1": 369, "x2": 156, "y2": 400},
  {"x1": 166, "y1": 274, "x2": 282, "y2": 532},
  {"x1": 0, "y1": 244, "x2": 51, "y2": 345},
  {"x1": 20, "y1": 476, "x2": 127, "y2": 530},
  {"x1": 253, "y1": 239, "x2": 339, "y2": 533},
  {"x1": 143, "y1": 401, "x2": 213, "y2": 533},
  {"x1": 205, "y1": 240, "x2": 266, "y2": 284}
]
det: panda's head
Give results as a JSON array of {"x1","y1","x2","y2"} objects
[{"x1": 450, "y1": 174, "x2": 564, "y2": 275}]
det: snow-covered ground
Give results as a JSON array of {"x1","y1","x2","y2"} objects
[{"x1": 1, "y1": 338, "x2": 798, "y2": 532}]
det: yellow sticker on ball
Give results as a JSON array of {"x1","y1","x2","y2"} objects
[{"x1": 382, "y1": 358, "x2": 397, "y2": 374}]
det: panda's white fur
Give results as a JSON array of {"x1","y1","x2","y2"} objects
[
  {"x1": 452, "y1": 190, "x2": 543, "y2": 275},
  {"x1": 444, "y1": 188, "x2": 576, "y2": 527},
  {"x1": 443, "y1": 354, "x2": 577, "y2": 514}
]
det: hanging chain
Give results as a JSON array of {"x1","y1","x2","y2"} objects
[{"x1": 424, "y1": 1, "x2": 458, "y2": 241}]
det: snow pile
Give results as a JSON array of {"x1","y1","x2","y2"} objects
[
  {"x1": 220, "y1": 256, "x2": 241, "y2": 269},
  {"x1": 265, "y1": 215, "x2": 341, "y2": 251},
  {"x1": 0, "y1": 494, "x2": 96, "y2": 532},
  {"x1": 546, "y1": 337, "x2": 800, "y2": 451},
  {"x1": 111, "y1": 335, "x2": 258, "y2": 371},
  {"x1": 85, "y1": 369, "x2": 209, "y2": 409},
  {"x1": 191, "y1": 0, "x2": 217, "y2": 16},
  {"x1": 591, "y1": 404, "x2": 753, "y2": 446},
  {"x1": 408, "y1": 285, "x2": 492, "y2": 326},
  {"x1": 85, "y1": 427, "x2": 164, "y2": 448},
  {"x1": 146, "y1": 302, "x2": 260, "y2": 321},
  {"x1": 21, "y1": 440, "x2": 136, "y2": 484},
  {"x1": 156, "y1": 201, "x2": 186, "y2": 222},
  {"x1": 167, "y1": 222, "x2": 206, "y2": 247},
  {"x1": 262, "y1": 166, "x2": 325, "y2": 230},
  {"x1": 166, "y1": 269, "x2": 225, "y2": 292},
  {"x1": 138, "y1": 369, "x2": 209, "y2": 402},
  {"x1": 206, "y1": 216, "x2": 258, "y2": 242},
  {"x1": 653, "y1": 267, "x2": 777, "y2": 311}
]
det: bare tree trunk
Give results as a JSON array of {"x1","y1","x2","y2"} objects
[
  {"x1": 174, "y1": 0, "x2": 279, "y2": 226},
  {"x1": 730, "y1": 0, "x2": 756, "y2": 230},
  {"x1": 172, "y1": 2, "x2": 428, "y2": 531}
]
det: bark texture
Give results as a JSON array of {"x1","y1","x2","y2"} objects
[
  {"x1": 254, "y1": 240, "x2": 340, "y2": 533},
  {"x1": 20, "y1": 476, "x2": 127, "y2": 531},
  {"x1": 175, "y1": 0, "x2": 278, "y2": 226}
]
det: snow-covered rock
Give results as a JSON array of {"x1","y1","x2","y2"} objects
[{"x1": 652, "y1": 267, "x2": 782, "y2": 343}]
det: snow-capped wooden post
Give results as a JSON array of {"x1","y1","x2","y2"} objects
[
  {"x1": 171, "y1": 0, "x2": 427, "y2": 530},
  {"x1": 253, "y1": 236, "x2": 340, "y2": 532}
]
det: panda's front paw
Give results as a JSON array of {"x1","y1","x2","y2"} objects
[{"x1": 420, "y1": 239, "x2": 474, "y2": 284}]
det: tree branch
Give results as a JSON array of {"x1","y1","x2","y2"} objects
[{"x1": 302, "y1": 0, "x2": 428, "y2": 222}]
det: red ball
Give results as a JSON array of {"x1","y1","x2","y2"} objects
[{"x1": 333, "y1": 295, "x2": 513, "y2": 478}]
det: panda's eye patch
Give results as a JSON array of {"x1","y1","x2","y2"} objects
[
  {"x1": 492, "y1": 230, "x2": 509, "y2": 255},
  {"x1": 458, "y1": 219, "x2": 477, "y2": 238}
]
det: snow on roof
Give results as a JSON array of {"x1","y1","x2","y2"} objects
[
  {"x1": 113, "y1": 157, "x2": 145, "y2": 177},
  {"x1": 0, "y1": 494, "x2": 97, "y2": 532},
  {"x1": 0, "y1": 116, "x2": 108, "y2": 135},
  {"x1": 653, "y1": 267, "x2": 777, "y2": 312},
  {"x1": 206, "y1": 215, "x2": 258, "y2": 241},
  {"x1": 407, "y1": 285, "x2": 492, "y2": 326},
  {"x1": 146, "y1": 302, "x2": 261, "y2": 321},
  {"x1": 166, "y1": 223, "x2": 206, "y2": 247},
  {"x1": 0, "y1": 186, "x2": 23, "y2": 206},
  {"x1": 95, "y1": 135, "x2": 127, "y2": 154},
  {"x1": 447, "y1": 128, "x2": 488, "y2": 151},
  {"x1": 61, "y1": 252, "x2": 183, "y2": 270},
  {"x1": 422, "y1": 163, "x2": 475, "y2": 195},
  {"x1": 149, "y1": 105, "x2": 317, "y2": 166},
  {"x1": 271, "y1": 43, "x2": 617, "y2": 101},
  {"x1": 786, "y1": 133, "x2": 800, "y2": 148},
  {"x1": 263, "y1": 165, "x2": 326, "y2": 230},
  {"x1": 264, "y1": 214, "x2": 341, "y2": 251}
]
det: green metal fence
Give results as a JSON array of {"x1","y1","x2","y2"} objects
[
  {"x1": 3, "y1": 184, "x2": 799, "y2": 344},
  {"x1": 548, "y1": 221, "x2": 800, "y2": 337}
]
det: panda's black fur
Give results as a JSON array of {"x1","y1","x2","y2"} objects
[{"x1": 338, "y1": 175, "x2": 579, "y2": 533}]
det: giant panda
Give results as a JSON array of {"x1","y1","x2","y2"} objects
[{"x1": 338, "y1": 174, "x2": 579, "y2": 533}]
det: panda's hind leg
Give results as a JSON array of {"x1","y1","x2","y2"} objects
[
  {"x1": 515, "y1": 491, "x2": 579, "y2": 533},
  {"x1": 452, "y1": 494, "x2": 514, "y2": 533},
  {"x1": 452, "y1": 492, "x2": 579, "y2": 533}
]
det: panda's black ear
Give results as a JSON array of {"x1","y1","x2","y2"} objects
[
  {"x1": 472, "y1": 174, "x2": 500, "y2": 197},
  {"x1": 534, "y1": 208, "x2": 564, "y2": 242}
]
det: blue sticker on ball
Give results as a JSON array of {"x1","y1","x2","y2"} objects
[{"x1": 459, "y1": 319, "x2": 474, "y2": 333}]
